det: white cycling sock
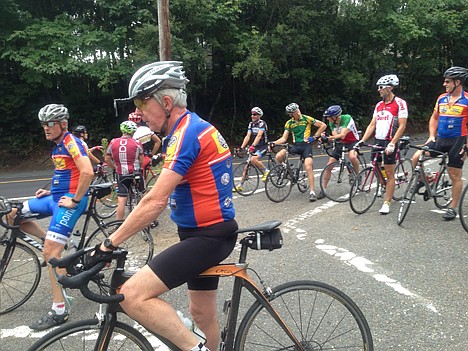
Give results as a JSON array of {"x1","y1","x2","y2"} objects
[
  {"x1": 190, "y1": 342, "x2": 210, "y2": 351},
  {"x1": 52, "y1": 302, "x2": 66, "y2": 315}
]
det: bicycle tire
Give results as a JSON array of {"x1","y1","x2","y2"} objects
[
  {"x1": 397, "y1": 173, "x2": 419, "y2": 226},
  {"x1": 459, "y1": 184, "x2": 468, "y2": 233},
  {"x1": 265, "y1": 164, "x2": 293, "y2": 203},
  {"x1": 235, "y1": 280, "x2": 373, "y2": 351},
  {"x1": 393, "y1": 158, "x2": 413, "y2": 201},
  {"x1": 295, "y1": 164, "x2": 309, "y2": 193},
  {"x1": 146, "y1": 174, "x2": 157, "y2": 192},
  {"x1": 233, "y1": 161, "x2": 260, "y2": 196},
  {"x1": 94, "y1": 174, "x2": 118, "y2": 219},
  {"x1": 320, "y1": 161, "x2": 355, "y2": 202},
  {"x1": 433, "y1": 166, "x2": 452, "y2": 209},
  {"x1": 26, "y1": 319, "x2": 154, "y2": 351},
  {"x1": 0, "y1": 241, "x2": 41, "y2": 315},
  {"x1": 85, "y1": 220, "x2": 153, "y2": 286},
  {"x1": 349, "y1": 167, "x2": 379, "y2": 214}
]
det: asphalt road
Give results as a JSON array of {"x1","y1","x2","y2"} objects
[{"x1": 1, "y1": 140, "x2": 467, "y2": 350}]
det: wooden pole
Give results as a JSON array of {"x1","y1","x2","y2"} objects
[{"x1": 157, "y1": 0, "x2": 171, "y2": 60}]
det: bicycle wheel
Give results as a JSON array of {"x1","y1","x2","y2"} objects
[
  {"x1": 397, "y1": 173, "x2": 419, "y2": 226},
  {"x1": 146, "y1": 174, "x2": 157, "y2": 192},
  {"x1": 433, "y1": 167, "x2": 452, "y2": 209},
  {"x1": 0, "y1": 241, "x2": 41, "y2": 315},
  {"x1": 265, "y1": 164, "x2": 293, "y2": 203},
  {"x1": 393, "y1": 158, "x2": 413, "y2": 201},
  {"x1": 94, "y1": 175, "x2": 118, "y2": 219},
  {"x1": 459, "y1": 184, "x2": 468, "y2": 233},
  {"x1": 320, "y1": 161, "x2": 354, "y2": 202},
  {"x1": 26, "y1": 319, "x2": 154, "y2": 351},
  {"x1": 85, "y1": 220, "x2": 153, "y2": 274},
  {"x1": 349, "y1": 167, "x2": 379, "y2": 214},
  {"x1": 295, "y1": 166, "x2": 309, "y2": 193},
  {"x1": 235, "y1": 280, "x2": 373, "y2": 351},
  {"x1": 233, "y1": 161, "x2": 260, "y2": 196}
]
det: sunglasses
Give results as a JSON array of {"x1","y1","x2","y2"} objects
[
  {"x1": 40, "y1": 121, "x2": 61, "y2": 127},
  {"x1": 377, "y1": 85, "x2": 389, "y2": 90},
  {"x1": 251, "y1": 113, "x2": 260, "y2": 116},
  {"x1": 134, "y1": 95, "x2": 153, "y2": 109}
]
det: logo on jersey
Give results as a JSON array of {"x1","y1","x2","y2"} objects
[
  {"x1": 224, "y1": 197, "x2": 232, "y2": 208},
  {"x1": 66, "y1": 141, "x2": 80, "y2": 158},
  {"x1": 165, "y1": 134, "x2": 179, "y2": 162},
  {"x1": 212, "y1": 131, "x2": 228, "y2": 154},
  {"x1": 221, "y1": 172, "x2": 230, "y2": 185}
]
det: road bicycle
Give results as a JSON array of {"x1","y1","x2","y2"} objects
[
  {"x1": 232, "y1": 148, "x2": 276, "y2": 196},
  {"x1": 27, "y1": 220, "x2": 373, "y2": 350},
  {"x1": 318, "y1": 140, "x2": 367, "y2": 202},
  {"x1": 0, "y1": 183, "x2": 153, "y2": 315},
  {"x1": 349, "y1": 137, "x2": 413, "y2": 214},
  {"x1": 144, "y1": 153, "x2": 163, "y2": 192},
  {"x1": 264, "y1": 144, "x2": 309, "y2": 203},
  {"x1": 397, "y1": 145, "x2": 452, "y2": 226}
]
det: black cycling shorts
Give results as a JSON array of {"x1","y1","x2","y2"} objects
[
  {"x1": 371, "y1": 139, "x2": 398, "y2": 165},
  {"x1": 117, "y1": 173, "x2": 144, "y2": 197},
  {"x1": 330, "y1": 141, "x2": 359, "y2": 161},
  {"x1": 148, "y1": 219, "x2": 238, "y2": 291},
  {"x1": 426, "y1": 136, "x2": 466, "y2": 169},
  {"x1": 289, "y1": 142, "x2": 313, "y2": 159}
]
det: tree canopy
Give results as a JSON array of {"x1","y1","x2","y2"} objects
[{"x1": 0, "y1": 0, "x2": 466, "y2": 159}]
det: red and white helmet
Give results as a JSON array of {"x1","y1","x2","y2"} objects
[{"x1": 128, "y1": 112, "x2": 141, "y2": 123}]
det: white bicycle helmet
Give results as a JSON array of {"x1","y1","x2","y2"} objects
[
  {"x1": 128, "y1": 61, "x2": 189, "y2": 99},
  {"x1": 376, "y1": 74, "x2": 399, "y2": 87},
  {"x1": 285, "y1": 103, "x2": 299, "y2": 113},
  {"x1": 120, "y1": 121, "x2": 138, "y2": 134},
  {"x1": 251, "y1": 107, "x2": 263, "y2": 116},
  {"x1": 38, "y1": 104, "x2": 69, "y2": 122}
]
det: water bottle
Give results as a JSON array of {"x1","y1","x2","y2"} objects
[
  {"x1": 380, "y1": 166, "x2": 387, "y2": 179},
  {"x1": 425, "y1": 168, "x2": 433, "y2": 184},
  {"x1": 67, "y1": 230, "x2": 80, "y2": 254},
  {"x1": 176, "y1": 310, "x2": 206, "y2": 342}
]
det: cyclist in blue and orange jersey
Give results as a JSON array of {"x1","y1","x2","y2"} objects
[
  {"x1": 317, "y1": 105, "x2": 360, "y2": 200},
  {"x1": 357, "y1": 74, "x2": 408, "y2": 214},
  {"x1": 88, "y1": 61, "x2": 237, "y2": 351},
  {"x1": 411, "y1": 66, "x2": 468, "y2": 220},
  {"x1": 235, "y1": 106, "x2": 270, "y2": 190},
  {"x1": 129, "y1": 110, "x2": 162, "y2": 169},
  {"x1": 270, "y1": 102, "x2": 327, "y2": 202},
  {"x1": 72, "y1": 125, "x2": 102, "y2": 165},
  {"x1": 13, "y1": 104, "x2": 94, "y2": 330},
  {"x1": 105, "y1": 121, "x2": 145, "y2": 220}
]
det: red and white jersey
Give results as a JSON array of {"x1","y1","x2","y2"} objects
[
  {"x1": 107, "y1": 136, "x2": 144, "y2": 175},
  {"x1": 373, "y1": 97, "x2": 408, "y2": 140}
]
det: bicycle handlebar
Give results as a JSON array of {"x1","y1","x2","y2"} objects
[
  {"x1": 49, "y1": 247, "x2": 126, "y2": 304},
  {"x1": 409, "y1": 144, "x2": 447, "y2": 157}
]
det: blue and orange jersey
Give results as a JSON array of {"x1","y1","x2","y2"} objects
[
  {"x1": 162, "y1": 111, "x2": 235, "y2": 228},
  {"x1": 435, "y1": 90, "x2": 468, "y2": 138},
  {"x1": 50, "y1": 132, "x2": 89, "y2": 201}
]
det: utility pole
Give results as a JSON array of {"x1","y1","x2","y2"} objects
[{"x1": 157, "y1": 0, "x2": 171, "y2": 60}]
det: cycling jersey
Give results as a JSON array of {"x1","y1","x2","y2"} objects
[
  {"x1": 162, "y1": 110, "x2": 235, "y2": 228},
  {"x1": 328, "y1": 114, "x2": 359, "y2": 144},
  {"x1": 373, "y1": 97, "x2": 408, "y2": 140},
  {"x1": 435, "y1": 90, "x2": 468, "y2": 138},
  {"x1": 50, "y1": 132, "x2": 89, "y2": 202},
  {"x1": 107, "y1": 136, "x2": 144, "y2": 175},
  {"x1": 247, "y1": 119, "x2": 268, "y2": 146},
  {"x1": 133, "y1": 125, "x2": 155, "y2": 155},
  {"x1": 284, "y1": 114, "x2": 318, "y2": 143}
]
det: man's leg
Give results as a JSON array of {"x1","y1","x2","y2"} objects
[
  {"x1": 448, "y1": 167, "x2": 462, "y2": 209},
  {"x1": 304, "y1": 157, "x2": 315, "y2": 191},
  {"x1": 43, "y1": 239, "x2": 66, "y2": 303},
  {"x1": 116, "y1": 195, "x2": 127, "y2": 220},
  {"x1": 275, "y1": 149, "x2": 286, "y2": 164},
  {"x1": 120, "y1": 266, "x2": 201, "y2": 350},
  {"x1": 189, "y1": 290, "x2": 219, "y2": 351}
]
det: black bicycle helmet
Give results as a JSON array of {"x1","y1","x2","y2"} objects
[
  {"x1": 444, "y1": 66, "x2": 468, "y2": 81},
  {"x1": 73, "y1": 125, "x2": 87, "y2": 134}
]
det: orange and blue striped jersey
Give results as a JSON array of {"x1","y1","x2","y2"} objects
[
  {"x1": 162, "y1": 111, "x2": 235, "y2": 228},
  {"x1": 435, "y1": 90, "x2": 468, "y2": 138},
  {"x1": 50, "y1": 132, "x2": 88, "y2": 201}
]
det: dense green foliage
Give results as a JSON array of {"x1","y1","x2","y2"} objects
[{"x1": 0, "y1": 0, "x2": 466, "y2": 158}]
